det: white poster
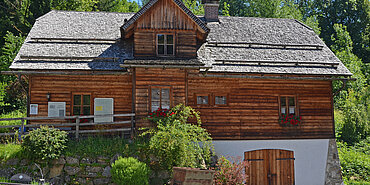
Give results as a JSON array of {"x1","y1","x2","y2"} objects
[
  {"x1": 30, "y1": 104, "x2": 38, "y2": 115},
  {"x1": 48, "y1": 102, "x2": 66, "y2": 117},
  {"x1": 94, "y1": 98, "x2": 114, "y2": 123}
]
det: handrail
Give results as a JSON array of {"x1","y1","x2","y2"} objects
[{"x1": 0, "y1": 113, "x2": 136, "y2": 139}]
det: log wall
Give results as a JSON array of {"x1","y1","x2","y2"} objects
[
  {"x1": 134, "y1": 68, "x2": 186, "y2": 127},
  {"x1": 29, "y1": 75, "x2": 132, "y2": 124},
  {"x1": 134, "y1": 30, "x2": 197, "y2": 58},
  {"x1": 187, "y1": 72, "x2": 334, "y2": 140}
]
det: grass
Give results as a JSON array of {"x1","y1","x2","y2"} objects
[
  {"x1": 0, "y1": 143, "x2": 22, "y2": 162},
  {"x1": 64, "y1": 136, "x2": 147, "y2": 158},
  {"x1": 0, "y1": 109, "x2": 26, "y2": 133}
]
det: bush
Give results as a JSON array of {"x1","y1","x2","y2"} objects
[
  {"x1": 337, "y1": 139, "x2": 369, "y2": 182},
  {"x1": 111, "y1": 157, "x2": 150, "y2": 185},
  {"x1": 142, "y1": 104, "x2": 213, "y2": 173},
  {"x1": 213, "y1": 156, "x2": 249, "y2": 185},
  {"x1": 21, "y1": 126, "x2": 67, "y2": 160}
]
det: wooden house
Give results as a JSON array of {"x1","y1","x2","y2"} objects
[{"x1": 9, "y1": 0, "x2": 352, "y2": 184}]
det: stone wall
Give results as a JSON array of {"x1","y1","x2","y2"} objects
[
  {"x1": 325, "y1": 139, "x2": 344, "y2": 185},
  {"x1": 0, "y1": 155, "x2": 118, "y2": 185}
]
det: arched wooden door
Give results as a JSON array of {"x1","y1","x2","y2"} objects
[{"x1": 244, "y1": 149, "x2": 295, "y2": 185}]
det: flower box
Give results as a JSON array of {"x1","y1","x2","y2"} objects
[{"x1": 279, "y1": 114, "x2": 301, "y2": 127}]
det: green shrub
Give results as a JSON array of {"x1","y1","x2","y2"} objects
[
  {"x1": 142, "y1": 104, "x2": 213, "y2": 173},
  {"x1": 337, "y1": 139, "x2": 369, "y2": 182},
  {"x1": 111, "y1": 157, "x2": 149, "y2": 185},
  {"x1": 21, "y1": 126, "x2": 68, "y2": 160}
]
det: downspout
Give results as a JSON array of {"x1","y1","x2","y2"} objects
[{"x1": 333, "y1": 79, "x2": 348, "y2": 97}]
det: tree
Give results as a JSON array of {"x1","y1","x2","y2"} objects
[
  {"x1": 315, "y1": 0, "x2": 370, "y2": 63},
  {"x1": 219, "y1": 0, "x2": 321, "y2": 35}
]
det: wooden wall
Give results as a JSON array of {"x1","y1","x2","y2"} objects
[
  {"x1": 28, "y1": 70, "x2": 335, "y2": 140},
  {"x1": 134, "y1": 68, "x2": 186, "y2": 127},
  {"x1": 134, "y1": 30, "x2": 197, "y2": 58},
  {"x1": 187, "y1": 72, "x2": 334, "y2": 140},
  {"x1": 29, "y1": 74, "x2": 132, "y2": 124},
  {"x1": 131, "y1": 0, "x2": 199, "y2": 58},
  {"x1": 136, "y1": 0, "x2": 198, "y2": 30}
]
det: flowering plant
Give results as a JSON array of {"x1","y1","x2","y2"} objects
[
  {"x1": 147, "y1": 108, "x2": 176, "y2": 123},
  {"x1": 279, "y1": 114, "x2": 301, "y2": 127}
]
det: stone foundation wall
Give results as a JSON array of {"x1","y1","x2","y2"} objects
[
  {"x1": 0, "y1": 155, "x2": 118, "y2": 185},
  {"x1": 325, "y1": 139, "x2": 344, "y2": 185}
]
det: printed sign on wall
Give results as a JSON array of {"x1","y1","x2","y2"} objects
[
  {"x1": 30, "y1": 104, "x2": 38, "y2": 115},
  {"x1": 94, "y1": 98, "x2": 114, "y2": 123},
  {"x1": 48, "y1": 102, "x2": 66, "y2": 117}
]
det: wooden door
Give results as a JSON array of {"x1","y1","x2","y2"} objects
[{"x1": 245, "y1": 149, "x2": 295, "y2": 185}]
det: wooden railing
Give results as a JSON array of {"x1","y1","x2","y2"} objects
[{"x1": 0, "y1": 113, "x2": 135, "y2": 139}]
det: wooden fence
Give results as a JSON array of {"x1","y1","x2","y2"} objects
[{"x1": 0, "y1": 113, "x2": 135, "y2": 139}]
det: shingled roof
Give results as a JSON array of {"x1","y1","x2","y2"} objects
[{"x1": 9, "y1": 10, "x2": 352, "y2": 76}]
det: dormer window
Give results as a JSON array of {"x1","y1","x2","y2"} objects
[{"x1": 157, "y1": 34, "x2": 174, "y2": 56}]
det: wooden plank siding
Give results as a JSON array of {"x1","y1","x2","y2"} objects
[
  {"x1": 135, "y1": 0, "x2": 198, "y2": 31},
  {"x1": 27, "y1": 69, "x2": 334, "y2": 140},
  {"x1": 134, "y1": 68, "x2": 186, "y2": 127},
  {"x1": 187, "y1": 72, "x2": 334, "y2": 140},
  {"x1": 132, "y1": 0, "x2": 199, "y2": 58},
  {"x1": 29, "y1": 75, "x2": 133, "y2": 125}
]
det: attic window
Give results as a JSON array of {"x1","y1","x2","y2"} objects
[{"x1": 157, "y1": 34, "x2": 174, "y2": 56}]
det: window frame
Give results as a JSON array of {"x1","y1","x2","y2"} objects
[
  {"x1": 156, "y1": 33, "x2": 175, "y2": 56},
  {"x1": 149, "y1": 86, "x2": 172, "y2": 112},
  {"x1": 195, "y1": 93, "x2": 211, "y2": 106},
  {"x1": 279, "y1": 95, "x2": 299, "y2": 116},
  {"x1": 214, "y1": 94, "x2": 229, "y2": 107},
  {"x1": 71, "y1": 93, "x2": 92, "y2": 116}
]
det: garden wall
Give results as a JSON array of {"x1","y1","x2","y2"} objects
[{"x1": 0, "y1": 155, "x2": 119, "y2": 184}]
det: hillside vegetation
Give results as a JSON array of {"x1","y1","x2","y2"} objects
[{"x1": 0, "y1": 0, "x2": 368, "y2": 184}]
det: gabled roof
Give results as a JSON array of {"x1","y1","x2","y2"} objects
[
  {"x1": 9, "y1": 11, "x2": 352, "y2": 77},
  {"x1": 121, "y1": 0, "x2": 209, "y2": 33}
]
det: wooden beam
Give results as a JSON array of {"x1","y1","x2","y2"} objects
[
  {"x1": 200, "y1": 74, "x2": 357, "y2": 81},
  {"x1": 120, "y1": 64, "x2": 212, "y2": 69},
  {"x1": 1, "y1": 71, "x2": 128, "y2": 76}
]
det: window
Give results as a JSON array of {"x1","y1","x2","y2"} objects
[
  {"x1": 280, "y1": 96, "x2": 297, "y2": 115},
  {"x1": 72, "y1": 94, "x2": 91, "y2": 115},
  {"x1": 197, "y1": 95, "x2": 209, "y2": 105},
  {"x1": 157, "y1": 34, "x2": 174, "y2": 56},
  {"x1": 151, "y1": 87, "x2": 171, "y2": 112},
  {"x1": 215, "y1": 95, "x2": 227, "y2": 105}
]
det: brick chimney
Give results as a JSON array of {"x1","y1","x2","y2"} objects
[{"x1": 202, "y1": 0, "x2": 219, "y2": 22}]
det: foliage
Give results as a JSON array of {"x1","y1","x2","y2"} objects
[
  {"x1": 0, "y1": 143, "x2": 22, "y2": 162},
  {"x1": 0, "y1": 32, "x2": 27, "y2": 114},
  {"x1": 221, "y1": 2, "x2": 230, "y2": 16},
  {"x1": 22, "y1": 126, "x2": 68, "y2": 160},
  {"x1": 336, "y1": 89, "x2": 369, "y2": 144},
  {"x1": 219, "y1": 0, "x2": 321, "y2": 35},
  {"x1": 315, "y1": 0, "x2": 370, "y2": 63},
  {"x1": 213, "y1": 156, "x2": 249, "y2": 185},
  {"x1": 111, "y1": 157, "x2": 150, "y2": 185},
  {"x1": 64, "y1": 136, "x2": 141, "y2": 158},
  {"x1": 141, "y1": 104, "x2": 213, "y2": 173},
  {"x1": 147, "y1": 108, "x2": 176, "y2": 123},
  {"x1": 0, "y1": 109, "x2": 26, "y2": 133},
  {"x1": 278, "y1": 114, "x2": 301, "y2": 127},
  {"x1": 183, "y1": 0, "x2": 204, "y2": 15},
  {"x1": 337, "y1": 139, "x2": 370, "y2": 182}
]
